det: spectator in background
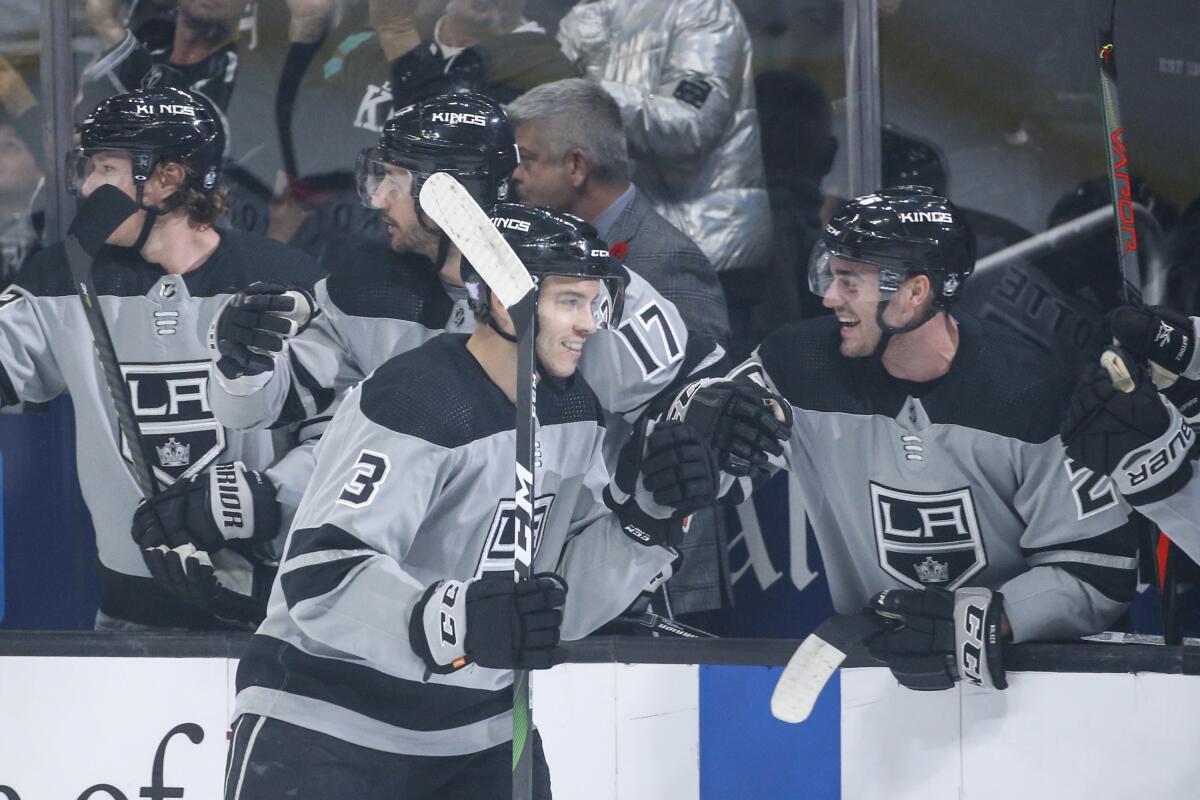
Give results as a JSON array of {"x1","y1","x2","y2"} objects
[
  {"x1": 270, "y1": 0, "x2": 576, "y2": 257},
  {"x1": 81, "y1": 0, "x2": 249, "y2": 114},
  {"x1": 557, "y1": 0, "x2": 771, "y2": 275},
  {"x1": 752, "y1": 70, "x2": 838, "y2": 336},
  {"x1": 0, "y1": 56, "x2": 42, "y2": 287},
  {"x1": 0, "y1": 119, "x2": 41, "y2": 287},
  {"x1": 506, "y1": 78, "x2": 731, "y2": 620},
  {"x1": 507, "y1": 79, "x2": 729, "y2": 345}
]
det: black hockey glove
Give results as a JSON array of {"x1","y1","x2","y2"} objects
[
  {"x1": 210, "y1": 282, "x2": 318, "y2": 379},
  {"x1": 141, "y1": 543, "x2": 274, "y2": 627},
  {"x1": 410, "y1": 572, "x2": 568, "y2": 674},
  {"x1": 1060, "y1": 349, "x2": 1195, "y2": 502},
  {"x1": 1108, "y1": 305, "x2": 1200, "y2": 381},
  {"x1": 670, "y1": 379, "x2": 791, "y2": 478},
  {"x1": 131, "y1": 462, "x2": 281, "y2": 552},
  {"x1": 865, "y1": 587, "x2": 1008, "y2": 691},
  {"x1": 605, "y1": 419, "x2": 718, "y2": 547}
]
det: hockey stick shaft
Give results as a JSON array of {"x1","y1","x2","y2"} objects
[
  {"x1": 627, "y1": 611, "x2": 718, "y2": 638},
  {"x1": 1092, "y1": 0, "x2": 1141, "y2": 308},
  {"x1": 417, "y1": 173, "x2": 538, "y2": 797},
  {"x1": 1091, "y1": 0, "x2": 1181, "y2": 644},
  {"x1": 64, "y1": 186, "x2": 157, "y2": 499}
]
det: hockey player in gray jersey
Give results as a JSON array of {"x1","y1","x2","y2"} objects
[
  {"x1": 208, "y1": 91, "x2": 707, "y2": 437},
  {"x1": 1060, "y1": 304, "x2": 1200, "y2": 563},
  {"x1": 675, "y1": 186, "x2": 1140, "y2": 692},
  {"x1": 224, "y1": 206, "x2": 717, "y2": 799},
  {"x1": 0, "y1": 86, "x2": 322, "y2": 629}
]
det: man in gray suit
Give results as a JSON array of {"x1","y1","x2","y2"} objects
[
  {"x1": 507, "y1": 78, "x2": 730, "y2": 346},
  {"x1": 507, "y1": 78, "x2": 732, "y2": 621}
]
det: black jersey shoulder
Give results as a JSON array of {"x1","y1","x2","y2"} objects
[
  {"x1": 758, "y1": 313, "x2": 1072, "y2": 443},
  {"x1": 15, "y1": 240, "x2": 164, "y2": 298},
  {"x1": 925, "y1": 313, "x2": 1072, "y2": 444},
  {"x1": 185, "y1": 228, "x2": 324, "y2": 296},
  {"x1": 322, "y1": 237, "x2": 454, "y2": 327},
  {"x1": 13, "y1": 229, "x2": 323, "y2": 299},
  {"x1": 359, "y1": 334, "x2": 603, "y2": 449},
  {"x1": 757, "y1": 316, "x2": 889, "y2": 416}
]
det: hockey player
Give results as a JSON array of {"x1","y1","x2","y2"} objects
[
  {"x1": 1060, "y1": 304, "x2": 1200, "y2": 561},
  {"x1": 223, "y1": 206, "x2": 716, "y2": 799},
  {"x1": 0, "y1": 86, "x2": 322, "y2": 630},
  {"x1": 208, "y1": 92, "x2": 713, "y2": 506},
  {"x1": 675, "y1": 186, "x2": 1140, "y2": 692}
]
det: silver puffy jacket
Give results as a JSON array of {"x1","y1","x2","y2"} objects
[{"x1": 559, "y1": 0, "x2": 771, "y2": 272}]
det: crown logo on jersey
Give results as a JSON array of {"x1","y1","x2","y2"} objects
[
  {"x1": 914, "y1": 556, "x2": 950, "y2": 584},
  {"x1": 156, "y1": 437, "x2": 192, "y2": 468}
]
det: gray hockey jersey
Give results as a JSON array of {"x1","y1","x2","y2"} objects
[
  {"x1": 721, "y1": 314, "x2": 1138, "y2": 643},
  {"x1": 0, "y1": 229, "x2": 322, "y2": 626},
  {"x1": 209, "y1": 238, "x2": 710, "y2": 433},
  {"x1": 234, "y1": 334, "x2": 672, "y2": 755}
]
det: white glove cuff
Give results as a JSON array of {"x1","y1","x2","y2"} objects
[
  {"x1": 1112, "y1": 398, "x2": 1193, "y2": 497},
  {"x1": 420, "y1": 579, "x2": 472, "y2": 670},
  {"x1": 953, "y1": 587, "x2": 1002, "y2": 690}
]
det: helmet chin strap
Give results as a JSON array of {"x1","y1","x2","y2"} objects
[
  {"x1": 130, "y1": 181, "x2": 165, "y2": 253},
  {"x1": 870, "y1": 295, "x2": 939, "y2": 359}
]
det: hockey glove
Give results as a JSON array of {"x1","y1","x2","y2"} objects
[
  {"x1": 210, "y1": 282, "x2": 318, "y2": 379},
  {"x1": 1108, "y1": 305, "x2": 1200, "y2": 382},
  {"x1": 865, "y1": 587, "x2": 1007, "y2": 691},
  {"x1": 132, "y1": 462, "x2": 281, "y2": 552},
  {"x1": 606, "y1": 418, "x2": 718, "y2": 547},
  {"x1": 142, "y1": 543, "x2": 274, "y2": 627},
  {"x1": 670, "y1": 379, "x2": 791, "y2": 478},
  {"x1": 1061, "y1": 349, "x2": 1195, "y2": 503},
  {"x1": 410, "y1": 572, "x2": 568, "y2": 674}
]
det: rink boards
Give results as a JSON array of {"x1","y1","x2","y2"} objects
[{"x1": 0, "y1": 635, "x2": 1198, "y2": 799}]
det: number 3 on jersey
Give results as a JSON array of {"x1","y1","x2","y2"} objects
[{"x1": 338, "y1": 450, "x2": 390, "y2": 507}]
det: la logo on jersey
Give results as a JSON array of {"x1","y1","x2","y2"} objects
[
  {"x1": 120, "y1": 361, "x2": 225, "y2": 486},
  {"x1": 869, "y1": 482, "x2": 987, "y2": 590},
  {"x1": 474, "y1": 494, "x2": 555, "y2": 577}
]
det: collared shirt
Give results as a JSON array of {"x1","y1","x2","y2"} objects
[{"x1": 591, "y1": 183, "x2": 637, "y2": 242}]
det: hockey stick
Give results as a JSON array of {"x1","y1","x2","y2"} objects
[
  {"x1": 623, "y1": 610, "x2": 717, "y2": 638},
  {"x1": 418, "y1": 173, "x2": 538, "y2": 799},
  {"x1": 65, "y1": 185, "x2": 159, "y2": 499},
  {"x1": 1090, "y1": 0, "x2": 1182, "y2": 644},
  {"x1": 770, "y1": 613, "x2": 887, "y2": 724}
]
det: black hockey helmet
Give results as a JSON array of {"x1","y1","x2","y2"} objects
[
  {"x1": 355, "y1": 91, "x2": 519, "y2": 212},
  {"x1": 68, "y1": 86, "x2": 226, "y2": 204},
  {"x1": 463, "y1": 203, "x2": 627, "y2": 331},
  {"x1": 809, "y1": 185, "x2": 976, "y2": 313}
]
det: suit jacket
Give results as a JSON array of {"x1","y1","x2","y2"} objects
[
  {"x1": 605, "y1": 188, "x2": 732, "y2": 615},
  {"x1": 606, "y1": 188, "x2": 731, "y2": 346}
]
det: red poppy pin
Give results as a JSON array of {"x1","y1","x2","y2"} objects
[{"x1": 610, "y1": 241, "x2": 629, "y2": 261}]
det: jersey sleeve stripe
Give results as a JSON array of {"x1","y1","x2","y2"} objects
[
  {"x1": 236, "y1": 635, "x2": 513, "y2": 732},
  {"x1": 1025, "y1": 551, "x2": 1138, "y2": 571},
  {"x1": 285, "y1": 523, "x2": 375, "y2": 562},
  {"x1": 280, "y1": 555, "x2": 373, "y2": 610},
  {"x1": 1049, "y1": 560, "x2": 1137, "y2": 603},
  {"x1": 1020, "y1": 525, "x2": 1138, "y2": 559},
  {"x1": 274, "y1": 351, "x2": 336, "y2": 427}
]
